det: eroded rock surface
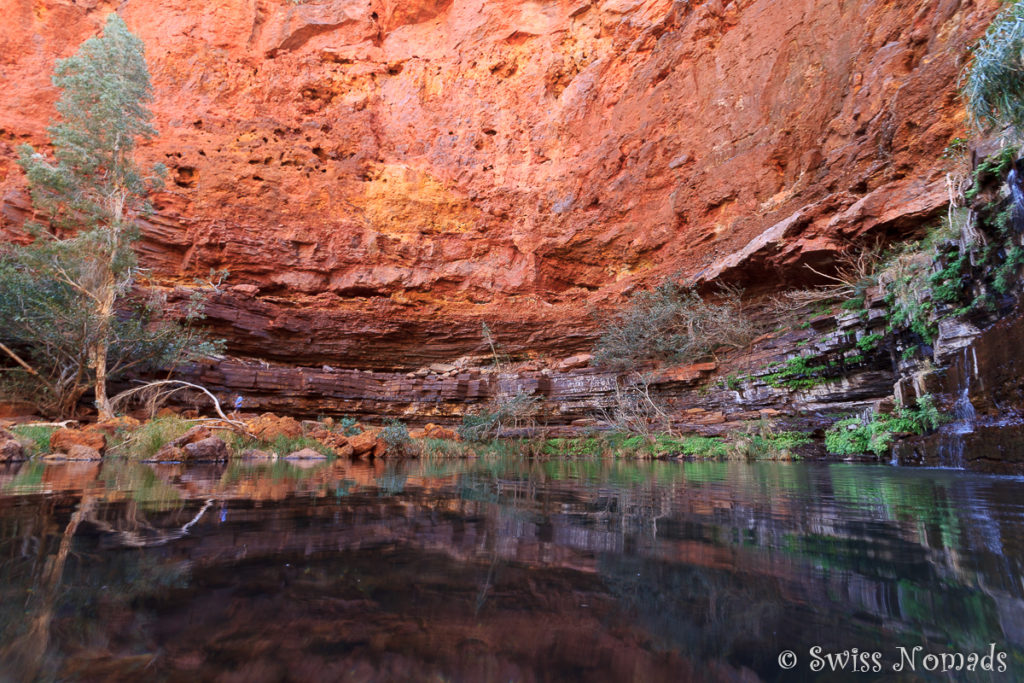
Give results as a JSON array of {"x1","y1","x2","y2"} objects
[{"x1": 0, "y1": 0, "x2": 1000, "y2": 367}]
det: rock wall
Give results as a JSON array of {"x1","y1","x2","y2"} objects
[
  {"x1": 172, "y1": 298, "x2": 897, "y2": 437},
  {"x1": 0, "y1": 0, "x2": 1000, "y2": 368}
]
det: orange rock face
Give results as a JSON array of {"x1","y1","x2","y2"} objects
[
  {"x1": 50, "y1": 428, "x2": 106, "y2": 455},
  {"x1": 0, "y1": 0, "x2": 999, "y2": 366}
]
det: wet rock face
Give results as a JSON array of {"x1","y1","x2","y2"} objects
[
  {"x1": 895, "y1": 425, "x2": 1024, "y2": 475},
  {"x1": 0, "y1": 0, "x2": 999, "y2": 366},
  {"x1": 940, "y1": 312, "x2": 1024, "y2": 420}
]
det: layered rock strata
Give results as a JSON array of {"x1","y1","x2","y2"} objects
[{"x1": 0, "y1": 0, "x2": 1000, "y2": 368}]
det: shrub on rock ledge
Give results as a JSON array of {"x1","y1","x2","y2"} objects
[{"x1": 593, "y1": 280, "x2": 756, "y2": 370}]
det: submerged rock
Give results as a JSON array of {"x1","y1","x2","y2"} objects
[
  {"x1": 44, "y1": 444, "x2": 102, "y2": 461},
  {"x1": 240, "y1": 449, "x2": 277, "y2": 461},
  {"x1": 284, "y1": 447, "x2": 327, "y2": 461}
]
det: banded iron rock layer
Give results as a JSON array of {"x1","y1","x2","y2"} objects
[{"x1": 0, "y1": 0, "x2": 1001, "y2": 369}]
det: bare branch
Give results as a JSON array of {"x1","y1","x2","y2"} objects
[
  {"x1": 110, "y1": 380, "x2": 250, "y2": 434},
  {"x1": 0, "y1": 342, "x2": 59, "y2": 396}
]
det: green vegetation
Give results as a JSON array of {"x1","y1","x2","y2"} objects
[
  {"x1": 420, "y1": 438, "x2": 475, "y2": 458},
  {"x1": 112, "y1": 416, "x2": 193, "y2": 459},
  {"x1": 381, "y1": 419, "x2": 415, "y2": 457},
  {"x1": 266, "y1": 433, "x2": 334, "y2": 456},
  {"x1": 9, "y1": 425, "x2": 56, "y2": 457},
  {"x1": 336, "y1": 416, "x2": 360, "y2": 436},
  {"x1": 943, "y1": 136, "x2": 970, "y2": 159},
  {"x1": 964, "y1": 145, "x2": 1018, "y2": 202},
  {"x1": 459, "y1": 392, "x2": 539, "y2": 441},
  {"x1": 840, "y1": 295, "x2": 866, "y2": 312},
  {"x1": 540, "y1": 433, "x2": 728, "y2": 459},
  {"x1": 762, "y1": 355, "x2": 837, "y2": 391},
  {"x1": 225, "y1": 431, "x2": 334, "y2": 457},
  {"x1": 106, "y1": 415, "x2": 334, "y2": 459},
  {"x1": 730, "y1": 422, "x2": 812, "y2": 461},
  {"x1": 825, "y1": 394, "x2": 947, "y2": 457},
  {"x1": 962, "y1": 1, "x2": 1024, "y2": 135},
  {"x1": 855, "y1": 333, "x2": 884, "y2": 353},
  {"x1": 593, "y1": 280, "x2": 756, "y2": 369},
  {"x1": 0, "y1": 15, "x2": 220, "y2": 419},
  {"x1": 537, "y1": 423, "x2": 810, "y2": 462},
  {"x1": 878, "y1": 237, "x2": 949, "y2": 345},
  {"x1": 867, "y1": 212, "x2": 1014, "y2": 347}
]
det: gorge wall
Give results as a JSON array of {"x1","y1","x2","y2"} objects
[{"x1": 0, "y1": 0, "x2": 1000, "y2": 370}]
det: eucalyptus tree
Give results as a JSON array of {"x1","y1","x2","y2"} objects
[{"x1": 1, "y1": 14, "x2": 220, "y2": 418}]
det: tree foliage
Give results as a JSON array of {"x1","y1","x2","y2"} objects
[{"x1": 0, "y1": 14, "x2": 221, "y2": 418}]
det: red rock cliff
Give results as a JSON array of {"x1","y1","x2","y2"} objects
[{"x1": 0, "y1": 0, "x2": 999, "y2": 367}]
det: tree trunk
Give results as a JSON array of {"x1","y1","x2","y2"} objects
[
  {"x1": 94, "y1": 340, "x2": 112, "y2": 420},
  {"x1": 93, "y1": 279, "x2": 116, "y2": 421}
]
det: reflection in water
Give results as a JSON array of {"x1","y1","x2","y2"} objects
[{"x1": 0, "y1": 457, "x2": 1023, "y2": 681}]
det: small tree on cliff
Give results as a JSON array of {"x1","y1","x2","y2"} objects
[{"x1": 0, "y1": 14, "x2": 220, "y2": 418}]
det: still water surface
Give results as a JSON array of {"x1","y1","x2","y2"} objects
[{"x1": 0, "y1": 457, "x2": 1022, "y2": 682}]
